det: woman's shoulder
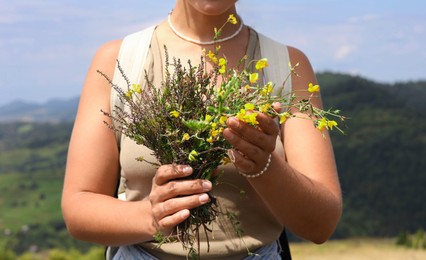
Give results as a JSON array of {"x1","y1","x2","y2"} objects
[
  {"x1": 287, "y1": 45, "x2": 317, "y2": 91},
  {"x1": 92, "y1": 40, "x2": 123, "y2": 66},
  {"x1": 287, "y1": 45, "x2": 310, "y2": 64}
]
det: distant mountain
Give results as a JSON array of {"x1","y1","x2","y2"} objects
[{"x1": 0, "y1": 97, "x2": 79, "y2": 122}]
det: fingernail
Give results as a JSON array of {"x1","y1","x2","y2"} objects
[
  {"x1": 227, "y1": 150, "x2": 236, "y2": 163},
  {"x1": 199, "y1": 194, "x2": 210, "y2": 203},
  {"x1": 180, "y1": 209, "x2": 190, "y2": 219},
  {"x1": 202, "y1": 181, "x2": 212, "y2": 191},
  {"x1": 183, "y1": 166, "x2": 192, "y2": 175},
  {"x1": 228, "y1": 118, "x2": 238, "y2": 128}
]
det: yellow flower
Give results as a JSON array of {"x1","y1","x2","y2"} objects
[
  {"x1": 265, "y1": 82, "x2": 274, "y2": 93},
  {"x1": 182, "y1": 133, "x2": 190, "y2": 142},
  {"x1": 259, "y1": 103, "x2": 272, "y2": 113},
  {"x1": 169, "y1": 110, "x2": 179, "y2": 118},
  {"x1": 249, "y1": 73, "x2": 259, "y2": 84},
  {"x1": 218, "y1": 58, "x2": 227, "y2": 74},
  {"x1": 222, "y1": 156, "x2": 232, "y2": 165},
  {"x1": 244, "y1": 103, "x2": 255, "y2": 111},
  {"x1": 126, "y1": 84, "x2": 142, "y2": 98},
  {"x1": 131, "y1": 84, "x2": 142, "y2": 94},
  {"x1": 206, "y1": 136, "x2": 214, "y2": 143},
  {"x1": 260, "y1": 82, "x2": 274, "y2": 96},
  {"x1": 219, "y1": 115, "x2": 228, "y2": 125},
  {"x1": 236, "y1": 109, "x2": 246, "y2": 121},
  {"x1": 205, "y1": 114, "x2": 213, "y2": 122},
  {"x1": 188, "y1": 150, "x2": 199, "y2": 162},
  {"x1": 245, "y1": 112, "x2": 259, "y2": 125},
  {"x1": 208, "y1": 50, "x2": 218, "y2": 64},
  {"x1": 316, "y1": 117, "x2": 328, "y2": 131},
  {"x1": 211, "y1": 128, "x2": 219, "y2": 137},
  {"x1": 279, "y1": 112, "x2": 290, "y2": 124},
  {"x1": 255, "y1": 58, "x2": 269, "y2": 70},
  {"x1": 236, "y1": 109, "x2": 258, "y2": 125},
  {"x1": 328, "y1": 120, "x2": 338, "y2": 130},
  {"x1": 308, "y1": 83, "x2": 320, "y2": 93},
  {"x1": 228, "y1": 14, "x2": 238, "y2": 25}
]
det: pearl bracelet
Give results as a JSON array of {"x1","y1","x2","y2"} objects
[{"x1": 239, "y1": 154, "x2": 272, "y2": 178}]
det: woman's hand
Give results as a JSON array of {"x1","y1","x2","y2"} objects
[
  {"x1": 149, "y1": 165, "x2": 213, "y2": 235},
  {"x1": 223, "y1": 111, "x2": 280, "y2": 176}
]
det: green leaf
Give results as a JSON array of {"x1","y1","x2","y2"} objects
[{"x1": 182, "y1": 119, "x2": 210, "y2": 131}]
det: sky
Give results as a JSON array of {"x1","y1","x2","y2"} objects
[{"x1": 0, "y1": 0, "x2": 425, "y2": 105}]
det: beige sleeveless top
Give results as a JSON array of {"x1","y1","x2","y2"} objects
[{"x1": 119, "y1": 28, "x2": 285, "y2": 259}]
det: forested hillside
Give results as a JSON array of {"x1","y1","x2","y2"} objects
[
  {"x1": 0, "y1": 72, "x2": 425, "y2": 255},
  {"x1": 0, "y1": 122, "x2": 93, "y2": 253},
  {"x1": 318, "y1": 72, "x2": 426, "y2": 237}
]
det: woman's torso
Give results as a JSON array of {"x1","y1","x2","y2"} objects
[{"x1": 117, "y1": 26, "x2": 285, "y2": 259}]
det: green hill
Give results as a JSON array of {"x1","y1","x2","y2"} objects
[
  {"x1": 0, "y1": 122, "x2": 92, "y2": 253},
  {"x1": 0, "y1": 73, "x2": 425, "y2": 254},
  {"x1": 318, "y1": 72, "x2": 426, "y2": 237}
]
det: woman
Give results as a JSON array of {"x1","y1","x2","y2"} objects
[{"x1": 62, "y1": 0, "x2": 342, "y2": 259}]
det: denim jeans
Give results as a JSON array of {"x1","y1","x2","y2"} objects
[{"x1": 111, "y1": 241, "x2": 282, "y2": 260}]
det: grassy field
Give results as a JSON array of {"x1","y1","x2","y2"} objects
[
  {"x1": 290, "y1": 238, "x2": 426, "y2": 260},
  {"x1": 0, "y1": 171, "x2": 63, "y2": 231}
]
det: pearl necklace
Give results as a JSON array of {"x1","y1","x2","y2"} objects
[{"x1": 167, "y1": 13, "x2": 244, "y2": 45}]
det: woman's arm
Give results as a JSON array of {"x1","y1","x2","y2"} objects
[
  {"x1": 223, "y1": 46, "x2": 342, "y2": 244},
  {"x1": 61, "y1": 40, "x2": 157, "y2": 245}
]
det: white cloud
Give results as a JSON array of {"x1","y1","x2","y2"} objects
[
  {"x1": 348, "y1": 14, "x2": 381, "y2": 23},
  {"x1": 334, "y1": 45, "x2": 356, "y2": 60}
]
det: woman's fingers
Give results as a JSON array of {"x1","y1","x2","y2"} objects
[
  {"x1": 272, "y1": 101, "x2": 282, "y2": 115},
  {"x1": 149, "y1": 164, "x2": 213, "y2": 232},
  {"x1": 150, "y1": 177, "x2": 212, "y2": 203},
  {"x1": 256, "y1": 112, "x2": 281, "y2": 136},
  {"x1": 223, "y1": 113, "x2": 278, "y2": 174},
  {"x1": 151, "y1": 193, "x2": 210, "y2": 230},
  {"x1": 152, "y1": 164, "x2": 212, "y2": 198},
  {"x1": 224, "y1": 115, "x2": 278, "y2": 155},
  {"x1": 153, "y1": 164, "x2": 193, "y2": 185},
  {"x1": 155, "y1": 209, "x2": 190, "y2": 231},
  {"x1": 227, "y1": 149, "x2": 271, "y2": 174}
]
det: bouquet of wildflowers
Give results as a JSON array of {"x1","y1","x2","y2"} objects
[{"x1": 99, "y1": 14, "x2": 344, "y2": 259}]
